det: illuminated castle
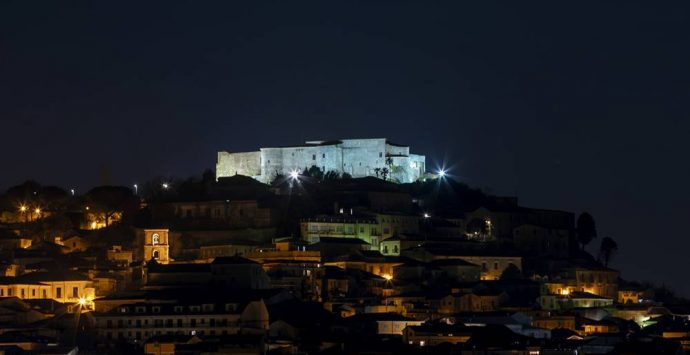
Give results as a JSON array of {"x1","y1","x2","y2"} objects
[{"x1": 216, "y1": 138, "x2": 426, "y2": 184}]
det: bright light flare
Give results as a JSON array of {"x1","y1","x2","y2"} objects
[
  {"x1": 162, "y1": 183, "x2": 169, "y2": 189},
  {"x1": 289, "y1": 170, "x2": 300, "y2": 179},
  {"x1": 78, "y1": 297, "x2": 87, "y2": 306},
  {"x1": 19, "y1": 205, "x2": 27, "y2": 212},
  {"x1": 383, "y1": 274, "x2": 393, "y2": 281},
  {"x1": 437, "y1": 169, "x2": 447, "y2": 178},
  {"x1": 423, "y1": 213, "x2": 431, "y2": 218}
]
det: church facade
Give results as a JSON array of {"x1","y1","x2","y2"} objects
[{"x1": 216, "y1": 138, "x2": 426, "y2": 184}]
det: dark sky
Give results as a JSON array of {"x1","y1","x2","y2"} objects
[{"x1": 2, "y1": 2, "x2": 689, "y2": 294}]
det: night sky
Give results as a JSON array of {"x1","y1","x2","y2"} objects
[{"x1": 2, "y1": 2, "x2": 689, "y2": 294}]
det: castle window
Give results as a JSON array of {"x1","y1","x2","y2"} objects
[
  {"x1": 312, "y1": 154, "x2": 316, "y2": 160},
  {"x1": 152, "y1": 234, "x2": 160, "y2": 245},
  {"x1": 379, "y1": 152, "x2": 383, "y2": 158},
  {"x1": 322, "y1": 153, "x2": 325, "y2": 158},
  {"x1": 153, "y1": 250, "x2": 160, "y2": 259},
  {"x1": 267, "y1": 160, "x2": 270, "y2": 164}
]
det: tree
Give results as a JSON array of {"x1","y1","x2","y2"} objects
[
  {"x1": 84, "y1": 186, "x2": 137, "y2": 227},
  {"x1": 500, "y1": 263, "x2": 523, "y2": 280},
  {"x1": 306, "y1": 165, "x2": 324, "y2": 180},
  {"x1": 381, "y1": 167, "x2": 390, "y2": 181},
  {"x1": 599, "y1": 237, "x2": 618, "y2": 267},
  {"x1": 373, "y1": 168, "x2": 381, "y2": 178},
  {"x1": 324, "y1": 170, "x2": 340, "y2": 180},
  {"x1": 576, "y1": 212, "x2": 597, "y2": 250},
  {"x1": 342, "y1": 172, "x2": 352, "y2": 179}
]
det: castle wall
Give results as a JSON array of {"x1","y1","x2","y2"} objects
[
  {"x1": 216, "y1": 151, "x2": 261, "y2": 179},
  {"x1": 217, "y1": 138, "x2": 425, "y2": 184},
  {"x1": 341, "y1": 139, "x2": 387, "y2": 177}
]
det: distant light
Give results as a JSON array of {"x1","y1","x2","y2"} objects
[
  {"x1": 289, "y1": 170, "x2": 299, "y2": 179},
  {"x1": 34, "y1": 208, "x2": 41, "y2": 214},
  {"x1": 423, "y1": 213, "x2": 430, "y2": 218},
  {"x1": 162, "y1": 183, "x2": 169, "y2": 190},
  {"x1": 19, "y1": 205, "x2": 27, "y2": 212},
  {"x1": 437, "y1": 169, "x2": 446, "y2": 178},
  {"x1": 78, "y1": 297, "x2": 87, "y2": 306},
  {"x1": 383, "y1": 274, "x2": 393, "y2": 281},
  {"x1": 85, "y1": 206, "x2": 90, "y2": 211},
  {"x1": 70, "y1": 188, "x2": 75, "y2": 196}
]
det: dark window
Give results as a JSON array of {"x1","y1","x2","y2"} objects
[
  {"x1": 322, "y1": 153, "x2": 325, "y2": 158},
  {"x1": 72, "y1": 287, "x2": 79, "y2": 298},
  {"x1": 56, "y1": 287, "x2": 61, "y2": 298},
  {"x1": 312, "y1": 154, "x2": 316, "y2": 160},
  {"x1": 379, "y1": 152, "x2": 383, "y2": 158}
]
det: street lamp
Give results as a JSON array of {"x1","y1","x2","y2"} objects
[
  {"x1": 289, "y1": 170, "x2": 299, "y2": 180},
  {"x1": 70, "y1": 188, "x2": 75, "y2": 196},
  {"x1": 437, "y1": 169, "x2": 446, "y2": 178},
  {"x1": 19, "y1": 205, "x2": 27, "y2": 212},
  {"x1": 161, "y1": 183, "x2": 169, "y2": 190},
  {"x1": 133, "y1": 184, "x2": 138, "y2": 194}
]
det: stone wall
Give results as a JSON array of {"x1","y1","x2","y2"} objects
[
  {"x1": 216, "y1": 151, "x2": 261, "y2": 179},
  {"x1": 217, "y1": 138, "x2": 425, "y2": 183}
]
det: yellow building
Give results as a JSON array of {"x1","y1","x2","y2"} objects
[
  {"x1": 542, "y1": 267, "x2": 619, "y2": 299},
  {"x1": 143, "y1": 229, "x2": 170, "y2": 264},
  {"x1": 0, "y1": 271, "x2": 95, "y2": 306},
  {"x1": 532, "y1": 315, "x2": 576, "y2": 331},
  {"x1": 301, "y1": 214, "x2": 381, "y2": 250},
  {"x1": 403, "y1": 324, "x2": 472, "y2": 346}
]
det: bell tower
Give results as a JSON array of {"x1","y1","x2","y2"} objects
[{"x1": 143, "y1": 229, "x2": 170, "y2": 264}]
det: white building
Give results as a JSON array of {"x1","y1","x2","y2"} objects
[{"x1": 216, "y1": 138, "x2": 426, "y2": 184}]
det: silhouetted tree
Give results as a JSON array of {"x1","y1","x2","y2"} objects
[
  {"x1": 306, "y1": 165, "x2": 323, "y2": 180},
  {"x1": 599, "y1": 236, "x2": 618, "y2": 267},
  {"x1": 381, "y1": 167, "x2": 390, "y2": 181},
  {"x1": 500, "y1": 263, "x2": 523, "y2": 280},
  {"x1": 84, "y1": 186, "x2": 137, "y2": 227},
  {"x1": 373, "y1": 168, "x2": 381, "y2": 178},
  {"x1": 342, "y1": 172, "x2": 352, "y2": 179},
  {"x1": 576, "y1": 212, "x2": 597, "y2": 250},
  {"x1": 324, "y1": 170, "x2": 340, "y2": 180}
]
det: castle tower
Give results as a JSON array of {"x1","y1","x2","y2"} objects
[{"x1": 143, "y1": 229, "x2": 170, "y2": 264}]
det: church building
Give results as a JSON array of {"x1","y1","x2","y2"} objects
[
  {"x1": 216, "y1": 138, "x2": 426, "y2": 184},
  {"x1": 143, "y1": 229, "x2": 170, "y2": 264}
]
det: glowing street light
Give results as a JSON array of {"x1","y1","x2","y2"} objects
[
  {"x1": 161, "y1": 183, "x2": 169, "y2": 190},
  {"x1": 437, "y1": 169, "x2": 447, "y2": 178},
  {"x1": 34, "y1": 208, "x2": 41, "y2": 214},
  {"x1": 383, "y1": 274, "x2": 393, "y2": 281},
  {"x1": 19, "y1": 205, "x2": 27, "y2": 212},
  {"x1": 70, "y1": 188, "x2": 75, "y2": 196},
  {"x1": 289, "y1": 170, "x2": 300, "y2": 179},
  {"x1": 133, "y1": 184, "x2": 138, "y2": 194},
  {"x1": 423, "y1": 213, "x2": 431, "y2": 219},
  {"x1": 78, "y1": 297, "x2": 87, "y2": 306}
]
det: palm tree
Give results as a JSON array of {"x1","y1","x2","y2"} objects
[{"x1": 599, "y1": 237, "x2": 618, "y2": 267}]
